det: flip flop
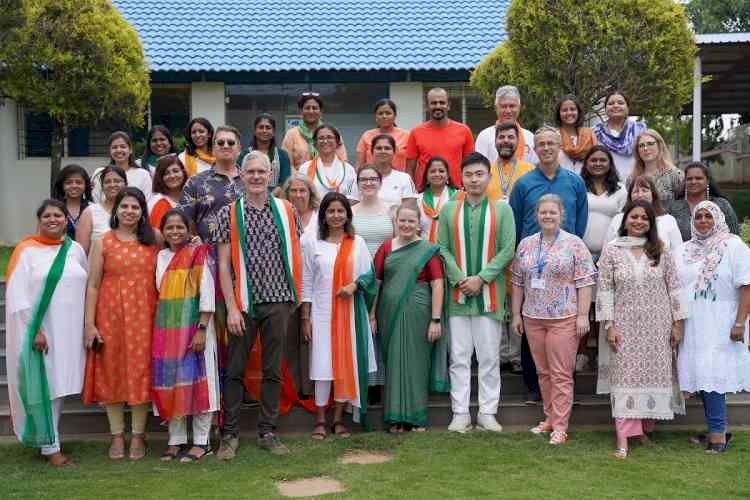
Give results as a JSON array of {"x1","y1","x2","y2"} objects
[
  {"x1": 311, "y1": 422, "x2": 327, "y2": 441},
  {"x1": 160, "y1": 445, "x2": 185, "y2": 462},
  {"x1": 180, "y1": 445, "x2": 213, "y2": 463}
]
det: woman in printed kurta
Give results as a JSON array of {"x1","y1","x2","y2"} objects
[
  {"x1": 5, "y1": 200, "x2": 87, "y2": 467},
  {"x1": 153, "y1": 209, "x2": 219, "y2": 463},
  {"x1": 82, "y1": 187, "x2": 159, "y2": 460},
  {"x1": 375, "y1": 204, "x2": 446, "y2": 432},
  {"x1": 596, "y1": 200, "x2": 688, "y2": 459},
  {"x1": 511, "y1": 194, "x2": 596, "y2": 445},
  {"x1": 301, "y1": 193, "x2": 377, "y2": 439},
  {"x1": 676, "y1": 201, "x2": 750, "y2": 454}
]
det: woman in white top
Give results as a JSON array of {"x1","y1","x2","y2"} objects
[
  {"x1": 416, "y1": 156, "x2": 460, "y2": 242},
  {"x1": 282, "y1": 174, "x2": 320, "y2": 240},
  {"x1": 92, "y1": 132, "x2": 152, "y2": 202},
  {"x1": 76, "y1": 165, "x2": 127, "y2": 254},
  {"x1": 178, "y1": 117, "x2": 215, "y2": 177},
  {"x1": 298, "y1": 124, "x2": 358, "y2": 202},
  {"x1": 581, "y1": 146, "x2": 627, "y2": 260},
  {"x1": 366, "y1": 134, "x2": 416, "y2": 208}
]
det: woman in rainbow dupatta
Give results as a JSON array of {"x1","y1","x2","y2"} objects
[
  {"x1": 153, "y1": 209, "x2": 219, "y2": 463},
  {"x1": 5, "y1": 200, "x2": 87, "y2": 467},
  {"x1": 301, "y1": 193, "x2": 377, "y2": 439}
]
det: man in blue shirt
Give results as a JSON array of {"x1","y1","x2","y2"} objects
[
  {"x1": 509, "y1": 126, "x2": 588, "y2": 243},
  {"x1": 508, "y1": 125, "x2": 588, "y2": 404}
]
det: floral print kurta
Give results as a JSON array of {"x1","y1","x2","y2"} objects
[{"x1": 596, "y1": 245, "x2": 688, "y2": 420}]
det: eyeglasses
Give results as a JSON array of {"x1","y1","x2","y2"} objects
[
  {"x1": 316, "y1": 136, "x2": 336, "y2": 143},
  {"x1": 215, "y1": 139, "x2": 236, "y2": 147},
  {"x1": 358, "y1": 177, "x2": 381, "y2": 184},
  {"x1": 638, "y1": 141, "x2": 658, "y2": 149}
]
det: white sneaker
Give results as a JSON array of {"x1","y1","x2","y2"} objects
[
  {"x1": 448, "y1": 414, "x2": 472, "y2": 433},
  {"x1": 575, "y1": 354, "x2": 589, "y2": 373},
  {"x1": 476, "y1": 413, "x2": 503, "y2": 432}
]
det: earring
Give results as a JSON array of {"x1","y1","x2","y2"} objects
[{"x1": 706, "y1": 184, "x2": 710, "y2": 200}]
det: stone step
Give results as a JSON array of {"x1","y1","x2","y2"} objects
[
  {"x1": 2, "y1": 394, "x2": 750, "y2": 436},
  {"x1": 0, "y1": 349, "x2": 5, "y2": 376}
]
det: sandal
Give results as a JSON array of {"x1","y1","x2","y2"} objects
[
  {"x1": 160, "y1": 445, "x2": 184, "y2": 462},
  {"x1": 613, "y1": 448, "x2": 628, "y2": 460},
  {"x1": 180, "y1": 444, "x2": 213, "y2": 463},
  {"x1": 311, "y1": 422, "x2": 327, "y2": 441},
  {"x1": 109, "y1": 434, "x2": 125, "y2": 460},
  {"x1": 129, "y1": 433, "x2": 147, "y2": 460},
  {"x1": 705, "y1": 442, "x2": 728, "y2": 454},
  {"x1": 690, "y1": 432, "x2": 732, "y2": 445},
  {"x1": 638, "y1": 434, "x2": 656, "y2": 449},
  {"x1": 331, "y1": 421, "x2": 352, "y2": 438}
]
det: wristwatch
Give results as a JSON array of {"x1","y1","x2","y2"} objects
[
  {"x1": 197, "y1": 324, "x2": 207, "y2": 331},
  {"x1": 431, "y1": 318, "x2": 441, "y2": 324}
]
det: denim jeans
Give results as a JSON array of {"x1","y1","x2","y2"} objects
[{"x1": 701, "y1": 391, "x2": 727, "y2": 434}]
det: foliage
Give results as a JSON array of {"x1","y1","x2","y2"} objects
[
  {"x1": 1, "y1": 431, "x2": 750, "y2": 498},
  {"x1": 471, "y1": 0, "x2": 696, "y2": 128},
  {"x1": 687, "y1": 0, "x2": 750, "y2": 33},
  {"x1": 0, "y1": 0, "x2": 150, "y2": 187},
  {"x1": 742, "y1": 223, "x2": 750, "y2": 246},
  {"x1": 642, "y1": 113, "x2": 728, "y2": 160},
  {"x1": 0, "y1": 245, "x2": 13, "y2": 278}
]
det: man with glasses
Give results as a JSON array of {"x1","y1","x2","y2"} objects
[
  {"x1": 508, "y1": 126, "x2": 588, "y2": 405},
  {"x1": 437, "y1": 152, "x2": 516, "y2": 433},
  {"x1": 214, "y1": 151, "x2": 303, "y2": 459},
  {"x1": 475, "y1": 85, "x2": 538, "y2": 166},
  {"x1": 405, "y1": 87, "x2": 475, "y2": 191}
]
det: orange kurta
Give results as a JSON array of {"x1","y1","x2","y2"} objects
[{"x1": 82, "y1": 232, "x2": 158, "y2": 405}]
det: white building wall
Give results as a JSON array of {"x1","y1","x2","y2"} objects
[
  {"x1": 191, "y1": 82, "x2": 226, "y2": 126},
  {"x1": 389, "y1": 82, "x2": 424, "y2": 131}
]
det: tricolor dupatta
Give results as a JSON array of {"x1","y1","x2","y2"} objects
[
  {"x1": 229, "y1": 196, "x2": 302, "y2": 315},
  {"x1": 420, "y1": 187, "x2": 458, "y2": 243},
  {"x1": 151, "y1": 244, "x2": 210, "y2": 420},
  {"x1": 451, "y1": 196, "x2": 498, "y2": 313}
]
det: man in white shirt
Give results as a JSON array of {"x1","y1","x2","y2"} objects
[{"x1": 475, "y1": 86, "x2": 538, "y2": 166}]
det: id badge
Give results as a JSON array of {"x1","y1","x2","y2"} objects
[{"x1": 531, "y1": 277, "x2": 546, "y2": 289}]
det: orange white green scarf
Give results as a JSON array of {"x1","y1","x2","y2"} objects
[
  {"x1": 420, "y1": 187, "x2": 459, "y2": 243},
  {"x1": 183, "y1": 148, "x2": 215, "y2": 177},
  {"x1": 305, "y1": 157, "x2": 348, "y2": 193},
  {"x1": 451, "y1": 196, "x2": 498, "y2": 312},
  {"x1": 229, "y1": 196, "x2": 302, "y2": 315}
]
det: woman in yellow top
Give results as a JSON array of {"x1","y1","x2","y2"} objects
[
  {"x1": 282, "y1": 92, "x2": 347, "y2": 169},
  {"x1": 487, "y1": 122, "x2": 535, "y2": 202}
]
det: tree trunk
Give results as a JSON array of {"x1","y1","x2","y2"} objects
[{"x1": 49, "y1": 119, "x2": 65, "y2": 195}]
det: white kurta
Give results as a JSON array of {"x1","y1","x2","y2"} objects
[
  {"x1": 178, "y1": 151, "x2": 213, "y2": 176},
  {"x1": 88, "y1": 203, "x2": 111, "y2": 243},
  {"x1": 351, "y1": 170, "x2": 416, "y2": 208},
  {"x1": 299, "y1": 158, "x2": 359, "y2": 202},
  {"x1": 301, "y1": 235, "x2": 377, "y2": 384},
  {"x1": 583, "y1": 186, "x2": 627, "y2": 255},
  {"x1": 676, "y1": 237, "x2": 750, "y2": 394},
  {"x1": 154, "y1": 248, "x2": 220, "y2": 413},
  {"x1": 91, "y1": 166, "x2": 153, "y2": 202},
  {"x1": 6, "y1": 242, "x2": 87, "y2": 441}
]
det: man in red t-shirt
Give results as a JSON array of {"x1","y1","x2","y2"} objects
[{"x1": 405, "y1": 88, "x2": 475, "y2": 191}]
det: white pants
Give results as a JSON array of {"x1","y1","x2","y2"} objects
[
  {"x1": 314, "y1": 380, "x2": 348, "y2": 407},
  {"x1": 41, "y1": 398, "x2": 63, "y2": 456},
  {"x1": 167, "y1": 412, "x2": 213, "y2": 446},
  {"x1": 499, "y1": 324, "x2": 521, "y2": 364},
  {"x1": 449, "y1": 316, "x2": 502, "y2": 415}
]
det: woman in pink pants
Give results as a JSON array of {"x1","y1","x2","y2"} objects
[{"x1": 511, "y1": 194, "x2": 596, "y2": 445}]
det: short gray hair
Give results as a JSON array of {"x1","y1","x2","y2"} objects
[
  {"x1": 281, "y1": 173, "x2": 320, "y2": 210},
  {"x1": 534, "y1": 125, "x2": 562, "y2": 144},
  {"x1": 535, "y1": 193, "x2": 566, "y2": 222},
  {"x1": 495, "y1": 85, "x2": 521, "y2": 103},
  {"x1": 241, "y1": 150, "x2": 271, "y2": 171}
]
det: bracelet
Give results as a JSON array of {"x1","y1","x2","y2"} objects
[
  {"x1": 300, "y1": 316, "x2": 310, "y2": 321},
  {"x1": 734, "y1": 323, "x2": 744, "y2": 328}
]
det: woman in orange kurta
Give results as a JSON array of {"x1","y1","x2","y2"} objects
[{"x1": 83, "y1": 187, "x2": 159, "y2": 460}]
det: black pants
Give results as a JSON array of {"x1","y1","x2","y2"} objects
[
  {"x1": 521, "y1": 333, "x2": 540, "y2": 394},
  {"x1": 222, "y1": 302, "x2": 294, "y2": 436}
]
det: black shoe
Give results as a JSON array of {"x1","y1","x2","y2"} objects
[{"x1": 525, "y1": 392, "x2": 541, "y2": 405}]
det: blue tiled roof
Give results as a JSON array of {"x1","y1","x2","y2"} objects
[{"x1": 111, "y1": 0, "x2": 509, "y2": 72}]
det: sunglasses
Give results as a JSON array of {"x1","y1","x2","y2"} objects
[
  {"x1": 301, "y1": 92, "x2": 320, "y2": 97},
  {"x1": 215, "y1": 139, "x2": 236, "y2": 147}
]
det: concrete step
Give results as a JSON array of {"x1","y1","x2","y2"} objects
[
  {"x1": 3, "y1": 394, "x2": 750, "y2": 437},
  {"x1": 0, "y1": 349, "x2": 5, "y2": 376}
]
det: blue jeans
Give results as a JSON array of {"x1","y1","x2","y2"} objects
[{"x1": 701, "y1": 391, "x2": 726, "y2": 434}]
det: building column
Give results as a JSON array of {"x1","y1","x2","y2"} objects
[
  {"x1": 191, "y1": 82, "x2": 226, "y2": 126},
  {"x1": 692, "y1": 55, "x2": 702, "y2": 161},
  {"x1": 389, "y1": 82, "x2": 424, "y2": 131}
]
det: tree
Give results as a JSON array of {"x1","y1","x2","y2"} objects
[
  {"x1": 687, "y1": 0, "x2": 750, "y2": 33},
  {"x1": 0, "y1": 0, "x2": 150, "y2": 187},
  {"x1": 471, "y1": 0, "x2": 696, "y2": 128}
]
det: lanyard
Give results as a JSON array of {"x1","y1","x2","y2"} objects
[
  {"x1": 498, "y1": 159, "x2": 518, "y2": 195},
  {"x1": 535, "y1": 230, "x2": 559, "y2": 276}
]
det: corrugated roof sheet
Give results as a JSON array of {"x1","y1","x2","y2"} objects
[
  {"x1": 111, "y1": 0, "x2": 509, "y2": 73},
  {"x1": 696, "y1": 32, "x2": 750, "y2": 45}
]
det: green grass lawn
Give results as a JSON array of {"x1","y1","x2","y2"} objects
[{"x1": 1, "y1": 431, "x2": 748, "y2": 499}]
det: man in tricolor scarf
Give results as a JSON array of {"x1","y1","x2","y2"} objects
[
  {"x1": 475, "y1": 85, "x2": 538, "y2": 166},
  {"x1": 215, "y1": 151, "x2": 303, "y2": 459},
  {"x1": 437, "y1": 152, "x2": 516, "y2": 433}
]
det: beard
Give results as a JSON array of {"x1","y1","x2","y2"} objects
[
  {"x1": 497, "y1": 146, "x2": 515, "y2": 160},
  {"x1": 430, "y1": 109, "x2": 445, "y2": 120}
]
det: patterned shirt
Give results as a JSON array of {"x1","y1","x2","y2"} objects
[
  {"x1": 179, "y1": 167, "x2": 245, "y2": 243},
  {"x1": 214, "y1": 198, "x2": 302, "y2": 304},
  {"x1": 511, "y1": 230, "x2": 596, "y2": 319}
]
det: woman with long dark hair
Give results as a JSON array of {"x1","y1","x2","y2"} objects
[
  {"x1": 51, "y1": 164, "x2": 93, "y2": 239},
  {"x1": 592, "y1": 91, "x2": 647, "y2": 180},
  {"x1": 82, "y1": 187, "x2": 159, "y2": 460},
  {"x1": 242, "y1": 113, "x2": 291, "y2": 196},
  {"x1": 416, "y1": 156, "x2": 459, "y2": 242},
  {"x1": 77, "y1": 165, "x2": 127, "y2": 254},
  {"x1": 148, "y1": 155, "x2": 188, "y2": 229},
  {"x1": 178, "y1": 117, "x2": 215, "y2": 177},
  {"x1": 596, "y1": 200, "x2": 687, "y2": 459},
  {"x1": 92, "y1": 132, "x2": 152, "y2": 202},
  {"x1": 555, "y1": 95, "x2": 596, "y2": 174},
  {"x1": 138, "y1": 125, "x2": 178, "y2": 174}
]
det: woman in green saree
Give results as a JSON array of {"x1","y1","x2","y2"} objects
[{"x1": 374, "y1": 203, "x2": 448, "y2": 432}]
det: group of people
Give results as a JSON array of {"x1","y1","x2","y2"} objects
[{"x1": 6, "y1": 86, "x2": 749, "y2": 467}]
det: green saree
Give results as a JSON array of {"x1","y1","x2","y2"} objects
[{"x1": 377, "y1": 239, "x2": 449, "y2": 427}]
